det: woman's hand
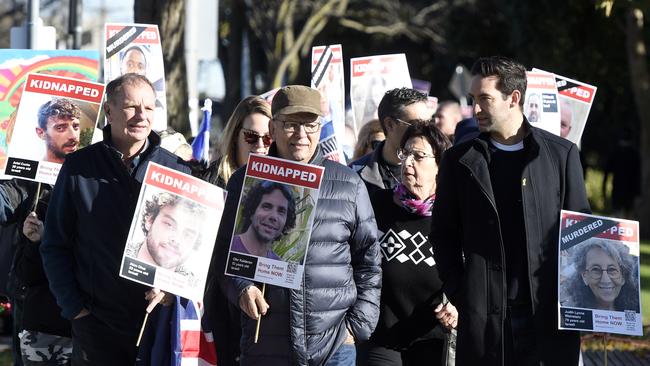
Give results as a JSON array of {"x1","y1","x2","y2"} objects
[{"x1": 434, "y1": 301, "x2": 458, "y2": 331}]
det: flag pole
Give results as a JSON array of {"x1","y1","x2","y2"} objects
[{"x1": 254, "y1": 283, "x2": 266, "y2": 343}]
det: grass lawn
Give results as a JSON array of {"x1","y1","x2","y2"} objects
[{"x1": 640, "y1": 241, "x2": 650, "y2": 324}]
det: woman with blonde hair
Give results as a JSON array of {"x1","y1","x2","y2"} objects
[
  {"x1": 201, "y1": 96, "x2": 271, "y2": 366},
  {"x1": 204, "y1": 96, "x2": 272, "y2": 187}
]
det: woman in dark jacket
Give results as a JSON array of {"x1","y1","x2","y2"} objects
[
  {"x1": 201, "y1": 96, "x2": 271, "y2": 365},
  {"x1": 357, "y1": 120, "x2": 456, "y2": 366}
]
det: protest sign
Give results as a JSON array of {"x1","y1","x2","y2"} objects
[
  {"x1": 558, "y1": 210, "x2": 641, "y2": 336},
  {"x1": 3, "y1": 74, "x2": 104, "y2": 184},
  {"x1": 525, "y1": 71, "x2": 561, "y2": 136},
  {"x1": 533, "y1": 68, "x2": 597, "y2": 146},
  {"x1": 104, "y1": 23, "x2": 167, "y2": 131},
  {"x1": 350, "y1": 54, "x2": 412, "y2": 133},
  {"x1": 120, "y1": 162, "x2": 225, "y2": 301},
  {"x1": 225, "y1": 154, "x2": 324, "y2": 289},
  {"x1": 311, "y1": 44, "x2": 346, "y2": 163},
  {"x1": 0, "y1": 49, "x2": 100, "y2": 175}
]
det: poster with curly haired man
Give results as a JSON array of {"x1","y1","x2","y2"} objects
[{"x1": 120, "y1": 162, "x2": 225, "y2": 301}]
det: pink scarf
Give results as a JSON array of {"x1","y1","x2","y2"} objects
[{"x1": 393, "y1": 183, "x2": 435, "y2": 217}]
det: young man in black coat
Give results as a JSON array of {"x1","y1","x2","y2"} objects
[{"x1": 430, "y1": 56, "x2": 590, "y2": 366}]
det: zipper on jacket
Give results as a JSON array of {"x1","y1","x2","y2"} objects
[{"x1": 520, "y1": 168, "x2": 536, "y2": 315}]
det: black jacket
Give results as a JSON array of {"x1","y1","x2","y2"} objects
[
  {"x1": 214, "y1": 144, "x2": 381, "y2": 366},
  {"x1": 349, "y1": 141, "x2": 398, "y2": 196},
  {"x1": 41, "y1": 129, "x2": 191, "y2": 335},
  {"x1": 430, "y1": 124, "x2": 590, "y2": 366},
  {"x1": 0, "y1": 179, "x2": 70, "y2": 336}
]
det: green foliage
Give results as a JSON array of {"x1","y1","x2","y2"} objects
[{"x1": 79, "y1": 128, "x2": 94, "y2": 149}]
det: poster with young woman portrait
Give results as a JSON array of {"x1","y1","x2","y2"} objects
[{"x1": 557, "y1": 210, "x2": 641, "y2": 336}]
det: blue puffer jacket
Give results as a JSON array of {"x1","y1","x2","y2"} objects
[
  {"x1": 41, "y1": 128, "x2": 191, "y2": 335},
  {"x1": 213, "y1": 145, "x2": 381, "y2": 366}
]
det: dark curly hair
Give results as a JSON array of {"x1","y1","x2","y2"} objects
[
  {"x1": 470, "y1": 56, "x2": 527, "y2": 108},
  {"x1": 240, "y1": 181, "x2": 296, "y2": 237},
  {"x1": 37, "y1": 98, "x2": 81, "y2": 129},
  {"x1": 377, "y1": 87, "x2": 428, "y2": 133},
  {"x1": 565, "y1": 239, "x2": 639, "y2": 312},
  {"x1": 399, "y1": 119, "x2": 452, "y2": 165},
  {"x1": 141, "y1": 192, "x2": 206, "y2": 250}
]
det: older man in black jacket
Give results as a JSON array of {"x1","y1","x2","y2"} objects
[
  {"x1": 41, "y1": 74, "x2": 191, "y2": 365},
  {"x1": 214, "y1": 85, "x2": 381, "y2": 366},
  {"x1": 430, "y1": 56, "x2": 590, "y2": 366}
]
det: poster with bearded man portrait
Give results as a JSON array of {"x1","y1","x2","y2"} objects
[
  {"x1": 4, "y1": 73, "x2": 104, "y2": 184},
  {"x1": 120, "y1": 162, "x2": 225, "y2": 301}
]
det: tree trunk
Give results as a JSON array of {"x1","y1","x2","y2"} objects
[
  {"x1": 222, "y1": 0, "x2": 244, "y2": 123},
  {"x1": 134, "y1": 0, "x2": 190, "y2": 137},
  {"x1": 625, "y1": 7, "x2": 650, "y2": 238}
]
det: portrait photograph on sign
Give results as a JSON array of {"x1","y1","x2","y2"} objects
[
  {"x1": 557, "y1": 210, "x2": 641, "y2": 336},
  {"x1": 104, "y1": 23, "x2": 167, "y2": 131},
  {"x1": 350, "y1": 54, "x2": 412, "y2": 133},
  {"x1": 0, "y1": 49, "x2": 100, "y2": 174},
  {"x1": 525, "y1": 71, "x2": 561, "y2": 136},
  {"x1": 3, "y1": 73, "x2": 104, "y2": 184},
  {"x1": 120, "y1": 162, "x2": 225, "y2": 301},
  {"x1": 533, "y1": 68, "x2": 597, "y2": 146},
  {"x1": 225, "y1": 154, "x2": 324, "y2": 289}
]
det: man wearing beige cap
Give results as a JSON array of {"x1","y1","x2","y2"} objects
[{"x1": 212, "y1": 85, "x2": 381, "y2": 365}]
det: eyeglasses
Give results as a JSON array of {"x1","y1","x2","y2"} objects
[
  {"x1": 242, "y1": 128, "x2": 272, "y2": 147},
  {"x1": 585, "y1": 266, "x2": 622, "y2": 281},
  {"x1": 276, "y1": 120, "x2": 320, "y2": 134},
  {"x1": 397, "y1": 149, "x2": 436, "y2": 162}
]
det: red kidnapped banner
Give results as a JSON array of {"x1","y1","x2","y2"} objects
[
  {"x1": 145, "y1": 163, "x2": 223, "y2": 209},
  {"x1": 24, "y1": 74, "x2": 104, "y2": 103},
  {"x1": 245, "y1": 154, "x2": 324, "y2": 190}
]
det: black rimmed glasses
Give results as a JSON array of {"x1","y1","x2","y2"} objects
[
  {"x1": 585, "y1": 266, "x2": 622, "y2": 281},
  {"x1": 276, "y1": 120, "x2": 321, "y2": 134},
  {"x1": 242, "y1": 128, "x2": 272, "y2": 147},
  {"x1": 397, "y1": 149, "x2": 436, "y2": 162}
]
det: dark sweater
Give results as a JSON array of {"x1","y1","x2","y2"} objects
[
  {"x1": 369, "y1": 189, "x2": 445, "y2": 349},
  {"x1": 487, "y1": 141, "x2": 531, "y2": 305}
]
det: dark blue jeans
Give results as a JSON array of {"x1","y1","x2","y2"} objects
[{"x1": 325, "y1": 344, "x2": 356, "y2": 366}]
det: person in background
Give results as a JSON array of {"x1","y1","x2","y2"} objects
[
  {"x1": 201, "y1": 95, "x2": 272, "y2": 365},
  {"x1": 353, "y1": 119, "x2": 385, "y2": 161},
  {"x1": 203, "y1": 96, "x2": 272, "y2": 188},
  {"x1": 357, "y1": 120, "x2": 456, "y2": 366},
  {"x1": 350, "y1": 88, "x2": 431, "y2": 196},
  {"x1": 159, "y1": 128, "x2": 193, "y2": 161},
  {"x1": 433, "y1": 101, "x2": 463, "y2": 141}
]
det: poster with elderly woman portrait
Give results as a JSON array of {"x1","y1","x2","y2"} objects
[{"x1": 558, "y1": 210, "x2": 641, "y2": 336}]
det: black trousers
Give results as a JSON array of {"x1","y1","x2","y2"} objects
[
  {"x1": 504, "y1": 304, "x2": 540, "y2": 366},
  {"x1": 356, "y1": 338, "x2": 444, "y2": 366},
  {"x1": 71, "y1": 313, "x2": 138, "y2": 366}
]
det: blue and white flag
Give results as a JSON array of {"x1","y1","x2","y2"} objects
[{"x1": 191, "y1": 99, "x2": 212, "y2": 161}]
